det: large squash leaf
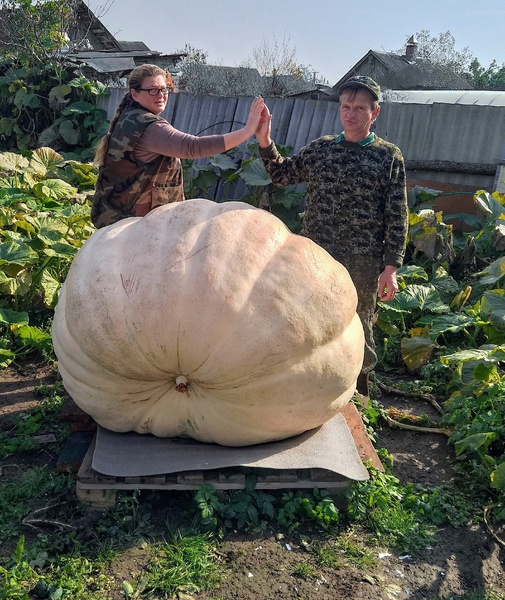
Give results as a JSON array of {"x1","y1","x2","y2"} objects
[
  {"x1": 401, "y1": 327, "x2": 439, "y2": 371},
  {"x1": 480, "y1": 290, "x2": 505, "y2": 331},
  {"x1": 475, "y1": 256, "x2": 505, "y2": 286}
]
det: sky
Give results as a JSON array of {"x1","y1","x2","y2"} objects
[{"x1": 88, "y1": 0, "x2": 505, "y2": 85}]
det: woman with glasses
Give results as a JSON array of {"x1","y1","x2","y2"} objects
[{"x1": 92, "y1": 64, "x2": 265, "y2": 228}]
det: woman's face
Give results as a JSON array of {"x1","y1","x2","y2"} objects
[{"x1": 130, "y1": 74, "x2": 169, "y2": 115}]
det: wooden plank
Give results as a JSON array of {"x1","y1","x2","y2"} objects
[
  {"x1": 75, "y1": 436, "x2": 96, "y2": 483},
  {"x1": 258, "y1": 469, "x2": 298, "y2": 483},
  {"x1": 177, "y1": 471, "x2": 205, "y2": 485},
  {"x1": 57, "y1": 431, "x2": 95, "y2": 474},
  {"x1": 218, "y1": 471, "x2": 246, "y2": 485},
  {"x1": 76, "y1": 486, "x2": 117, "y2": 509},
  {"x1": 341, "y1": 402, "x2": 384, "y2": 472}
]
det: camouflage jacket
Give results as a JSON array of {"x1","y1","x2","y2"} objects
[
  {"x1": 91, "y1": 104, "x2": 184, "y2": 229},
  {"x1": 259, "y1": 135, "x2": 408, "y2": 267}
]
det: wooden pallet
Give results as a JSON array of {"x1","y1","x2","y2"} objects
[
  {"x1": 76, "y1": 435, "x2": 353, "y2": 508},
  {"x1": 72, "y1": 402, "x2": 382, "y2": 508}
]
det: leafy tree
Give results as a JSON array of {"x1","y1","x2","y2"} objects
[
  {"x1": 396, "y1": 30, "x2": 475, "y2": 74},
  {"x1": 0, "y1": 1, "x2": 109, "y2": 157},
  {"x1": 0, "y1": 0, "x2": 78, "y2": 65},
  {"x1": 468, "y1": 58, "x2": 505, "y2": 90}
]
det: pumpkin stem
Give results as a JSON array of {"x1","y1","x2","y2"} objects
[{"x1": 175, "y1": 375, "x2": 189, "y2": 393}]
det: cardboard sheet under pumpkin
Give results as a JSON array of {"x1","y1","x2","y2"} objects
[{"x1": 91, "y1": 412, "x2": 369, "y2": 481}]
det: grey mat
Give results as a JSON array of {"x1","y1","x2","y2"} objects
[{"x1": 92, "y1": 413, "x2": 369, "y2": 482}]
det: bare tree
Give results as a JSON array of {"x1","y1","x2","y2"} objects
[
  {"x1": 243, "y1": 34, "x2": 300, "y2": 77},
  {"x1": 241, "y1": 34, "x2": 319, "y2": 97}
]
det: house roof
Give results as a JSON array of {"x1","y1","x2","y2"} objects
[
  {"x1": 116, "y1": 41, "x2": 151, "y2": 52},
  {"x1": 334, "y1": 49, "x2": 473, "y2": 92},
  {"x1": 67, "y1": 50, "x2": 185, "y2": 74},
  {"x1": 383, "y1": 89, "x2": 505, "y2": 107}
]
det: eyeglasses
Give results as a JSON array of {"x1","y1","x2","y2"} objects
[{"x1": 137, "y1": 87, "x2": 171, "y2": 96}]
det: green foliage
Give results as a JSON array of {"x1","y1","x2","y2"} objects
[
  {"x1": 0, "y1": 147, "x2": 95, "y2": 365},
  {"x1": 0, "y1": 466, "x2": 71, "y2": 542},
  {"x1": 468, "y1": 57, "x2": 505, "y2": 90},
  {"x1": 0, "y1": 536, "x2": 38, "y2": 600},
  {"x1": 0, "y1": 380, "x2": 69, "y2": 459},
  {"x1": 375, "y1": 187, "x2": 505, "y2": 526},
  {"x1": 139, "y1": 529, "x2": 221, "y2": 597},
  {"x1": 0, "y1": 57, "x2": 109, "y2": 159},
  {"x1": 0, "y1": 0, "x2": 73, "y2": 65},
  {"x1": 346, "y1": 463, "x2": 484, "y2": 554},
  {"x1": 194, "y1": 478, "x2": 340, "y2": 533},
  {"x1": 182, "y1": 141, "x2": 305, "y2": 232}
]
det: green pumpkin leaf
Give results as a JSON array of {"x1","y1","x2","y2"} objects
[
  {"x1": 396, "y1": 264, "x2": 428, "y2": 282},
  {"x1": 32, "y1": 179, "x2": 77, "y2": 201},
  {"x1": 0, "y1": 347, "x2": 15, "y2": 368},
  {"x1": 490, "y1": 462, "x2": 505, "y2": 491},
  {"x1": 0, "y1": 308, "x2": 29, "y2": 326},
  {"x1": 480, "y1": 290, "x2": 505, "y2": 331},
  {"x1": 0, "y1": 241, "x2": 38, "y2": 266},
  {"x1": 14, "y1": 88, "x2": 40, "y2": 110},
  {"x1": 271, "y1": 188, "x2": 305, "y2": 211},
  {"x1": 58, "y1": 119, "x2": 80, "y2": 145},
  {"x1": 0, "y1": 117, "x2": 14, "y2": 136},
  {"x1": 238, "y1": 158, "x2": 271, "y2": 186},
  {"x1": 15, "y1": 324, "x2": 52, "y2": 353},
  {"x1": 29, "y1": 147, "x2": 65, "y2": 175},
  {"x1": 401, "y1": 334, "x2": 439, "y2": 371},
  {"x1": 0, "y1": 269, "x2": 32, "y2": 296},
  {"x1": 474, "y1": 190, "x2": 505, "y2": 221},
  {"x1": 48, "y1": 84, "x2": 71, "y2": 110},
  {"x1": 41, "y1": 270, "x2": 61, "y2": 309},
  {"x1": 428, "y1": 313, "x2": 475, "y2": 341},
  {"x1": 475, "y1": 256, "x2": 505, "y2": 286},
  {"x1": 61, "y1": 100, "x2": 95, "y2": 115},
  {"x1": 454, "y1": 432, "x2": 496, "y2": 456},
  {"x1": 43, "y1": 241, "x2": 78, "y2": 259},
  {"x1": 401, "y1": 284, "x2": 450, "y2": 313},
  {"x1": 440, "y1": 348, "x2": 493, "y2": 365},
  {"x1": 0, "y1": 151, "x2": 30, "y2": 173},
  {"x1": 210, "y1": 153, "x2": 237, "y2": 171}
]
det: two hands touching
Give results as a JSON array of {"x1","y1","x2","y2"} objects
[{"x1": 245, "y1": 97, "x2": 272, "y2": 147}]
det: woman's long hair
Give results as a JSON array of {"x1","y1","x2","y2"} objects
[{"x1": 93, "y1": 64, "x2": 175, "y2": 167}]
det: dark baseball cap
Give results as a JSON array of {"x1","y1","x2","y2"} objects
[{"x1": 338, "y1": 76, "x2": 380, "y2": 100}]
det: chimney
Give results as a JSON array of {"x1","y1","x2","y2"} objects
[{"x1": 405, "y1": 35, "x2": 418, "y2": 61}]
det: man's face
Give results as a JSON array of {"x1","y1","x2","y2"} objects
[{"x1": 339, "y1": 89, "x2": 380, "y2": 141}]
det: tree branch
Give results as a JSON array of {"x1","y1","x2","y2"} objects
[{"x1": 377, "y1": 379, "x2": 445, "y2": 415}]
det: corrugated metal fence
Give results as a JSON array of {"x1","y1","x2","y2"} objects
[{"x1": 99, "y1": 89, "x2": 505, "y2": 192}]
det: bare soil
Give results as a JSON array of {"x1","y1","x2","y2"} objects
[{"x1": 1, "y1": 360, "x2": 504, "y2": 600}]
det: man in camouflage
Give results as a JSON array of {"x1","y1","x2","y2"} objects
[{"x1": 255, "y1": 76, "x2": 408, "y2": 396}]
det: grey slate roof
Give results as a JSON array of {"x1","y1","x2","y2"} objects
[{"x1": 334, "y1": 50, "x2": 473, "y2": 92}]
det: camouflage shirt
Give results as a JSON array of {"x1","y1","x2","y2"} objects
[
  {"x1": 259, "y1": 135, "x2": 408, "y2": 267},
  {"x1": 91, "y1": 104, "x2": 185, "y2": 229}
]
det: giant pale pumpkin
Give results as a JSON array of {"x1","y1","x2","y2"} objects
[{"x1": 52, "y1": 199, "x2": 364, "y2": 446}]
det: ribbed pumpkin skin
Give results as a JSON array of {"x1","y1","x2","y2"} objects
[{"x1": 52, "y1": 199, "x2": 364, "y2": 446}]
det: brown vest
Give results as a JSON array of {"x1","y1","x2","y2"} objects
[{"x1": 91, "y1": 105, "x2": 185, "y2": 229}]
